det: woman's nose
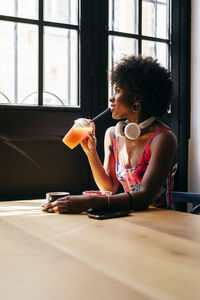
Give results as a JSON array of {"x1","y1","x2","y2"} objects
[{"x1": 109, "y1": 95, "x2": 115, "y2": 102}]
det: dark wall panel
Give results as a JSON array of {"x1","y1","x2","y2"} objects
[{"x1": 0, "y1": 109, "x2": 92, "y2": 200}]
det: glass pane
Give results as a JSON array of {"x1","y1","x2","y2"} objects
[
  {"x1": 108, "y1": 36, "x2": 138, "y2": 97},
  {"x1": 142, "y1": 40, "x2": 168, "y2": 69},
  {"x1": 109, "y1": 36, "x2": 138, "y2": 68},
  {"x1": 0, "y1": 21, "x2": 38, "y2": 105},
  {"x1": 44, "y1": 27, "x2": 78, "y2": 106},
  {"x1": 0, "y1": 0, "x2": 38, "y2": 19},
  {"x1": 109, "y1": 0, "x2": 138, "y2": 34},
  {"x1": 44, "y1": 0, "x2": 78, "y2": 25},
  {"x1": 142, "y1": 0, "x2": 169, "y2": 39}
]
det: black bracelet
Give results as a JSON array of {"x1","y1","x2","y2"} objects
[{"x1": 127, "y1": 192, "x2": 133, "y2": 210}]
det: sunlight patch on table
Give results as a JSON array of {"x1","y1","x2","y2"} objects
[{"x1": 0, "y1": 205, "x2": 44, "y2": 216}]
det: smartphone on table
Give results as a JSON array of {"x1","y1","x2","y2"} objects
[{"x1": 87, "y1": 208, "x2": 132, "y2": 220}]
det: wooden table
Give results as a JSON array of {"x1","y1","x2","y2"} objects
[{"x1": 0, "y1": 200, "x2": 200, "y2": 300}]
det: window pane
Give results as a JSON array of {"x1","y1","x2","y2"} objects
[
  {"x1": 0, "y1": 21, "x2": 38, "y2": 105},
  {"x1": 109, "y1": 36, "x2": 138, "y2": 69},
  {"x1": 44, "y1": 27, "x2": 78, "y2": 106},
  {"x1": 142, "y1": 0, "x2": 169, "y2": 39},
  {"x1": 44, "y1": 0, "x2": 78, "y2": 25},
  {"x1": 142, "y1": 40, "x2": 168, "y2": 68},
  {"x1": 109, "y1": 0, "x2": 138, "y2": 34},
  {"x1": 109, "y1": 36, "x2": 138, "y2": 97},
  {"x1": 0, "y1": 0, "x2": 38, "y2": 19}
]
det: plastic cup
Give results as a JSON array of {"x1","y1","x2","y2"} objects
[{"x1": 62, "y1": 118, "x2": 93, "y2": 149}]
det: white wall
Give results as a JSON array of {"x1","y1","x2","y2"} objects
[{"x1": 188, "y1": 0, "x2": 200, "y2": 192}]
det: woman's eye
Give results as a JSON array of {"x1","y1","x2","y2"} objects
[{"x1": 115, "y1": 88, "x2": 120, "y2": 93}]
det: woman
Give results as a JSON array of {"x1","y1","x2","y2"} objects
[{"x1": 44, "y1": 56, "x2": 178, "y2": 214}]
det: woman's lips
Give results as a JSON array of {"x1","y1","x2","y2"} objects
[{"x1": 110, "y1": 106, "x2": 115, "y2": 112}]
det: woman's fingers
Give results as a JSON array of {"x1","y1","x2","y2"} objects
[
  {"x1": 48, "y1": 206, "x2": 60, "y2": 213},
  {"x1": 91, "y1": 122, "x2": 95, "y2": 135},
  {"x1": 42, "y1": 195, "x2": 91, "y2": 214},
  {"x1": 43, "y1": 200, "x2": 69, "y2": 213},
  {"x1": 88, "y1": 132, "x2": 95, "y2": 141},
  {"x1": 80, "y1": 132, "x2": 96, "y2": 154}
]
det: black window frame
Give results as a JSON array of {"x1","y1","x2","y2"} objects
[
  {"x1": 170, "y1": 0, "x2": 191, "y2": 192},
  {"x1": 109, "y1": 0, "x2": 171, "y2": 65},
  {"x1": 0, "y1": 0, "x2": 81, "y2": 110},
  {"x1": 108, "y1": 0, "x2": 172, "y2": 99}
]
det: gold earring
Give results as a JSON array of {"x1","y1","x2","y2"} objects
[{"x1": 131, "y1": 102, "x2": 141, "y2": 113}]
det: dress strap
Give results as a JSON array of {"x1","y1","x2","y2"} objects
[
  {"x1": 148, "y1": 126, "x2": 174, "y2": 147},
  {"x1": 112, "y1": 133, "x2": 118, "y2": 162},
  {"x1": 139, "y1": 126, "x2": 175, "y2": 163}
]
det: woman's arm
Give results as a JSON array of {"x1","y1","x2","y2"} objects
[
  {"x1": 80, "y1": 126, "x2": 119, "y2": 194},
  {"x1": 87, "y1": 129, "x2": 178, "y2": 211},
  {"x1": 127, "y1": 129, "x2": 178, "y2": 210},
  {"x1": 44, "y1": 129, "x2": 178, "y2": 214}
]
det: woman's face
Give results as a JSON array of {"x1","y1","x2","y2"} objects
[{"x1": 109, "y1": 86, "x2": 132, "y2": 119}]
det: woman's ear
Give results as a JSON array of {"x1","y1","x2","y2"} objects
[{"x1": 131, "y1": 102, "x2": 141, "y2": 113}]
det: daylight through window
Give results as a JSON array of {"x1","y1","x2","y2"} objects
[{"x1": 0, "y1": 0, "x2": 79, "y2": 107}]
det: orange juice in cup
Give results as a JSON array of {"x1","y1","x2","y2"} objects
[{"x1": 62, "y1": 118, "x2": 93, "y2": 149}]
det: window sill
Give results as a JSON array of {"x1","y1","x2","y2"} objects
[{"x1": 0, "y1": 104, "x2": 80, "y2": 112}]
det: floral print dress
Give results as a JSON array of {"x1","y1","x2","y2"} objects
[{"x1": 113, "y1": 127, "x2": 177, "y2": 209}]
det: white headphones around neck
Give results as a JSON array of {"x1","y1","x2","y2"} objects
[{"x1": 115, "y1": 116, "x2": 156, "y2": 140}]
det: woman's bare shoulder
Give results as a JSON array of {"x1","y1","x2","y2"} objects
[
  {"x1": 105, "y1": 126, "x2": 115, "y2": 137},
  {"x1": 153, "y1": 121, "x2": 177, "y2": 143},
  {"x1": 151, "y1": 125, "x2": 178, "y2": 162},
  {"x1": 104, "y1": 126, "x2": 115, "y2": 148}
]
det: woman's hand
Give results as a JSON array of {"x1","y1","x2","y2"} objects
[
  {"x1": 80, "y1": 122, "x2": 97, "y2": 156},
  {"x1": 43, "y1": 195, "x2": 93, "y2": 214}
]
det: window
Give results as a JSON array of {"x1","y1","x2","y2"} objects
[
  {"x1": 108, "y1": 0, "x2": 171, "y2": 96},
  {"x1": 0, "y1": 0, "x2": 79, "y2": 107},
  {"x1": 0, "y1": 0, "x2": 171, "y2": 107}
]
